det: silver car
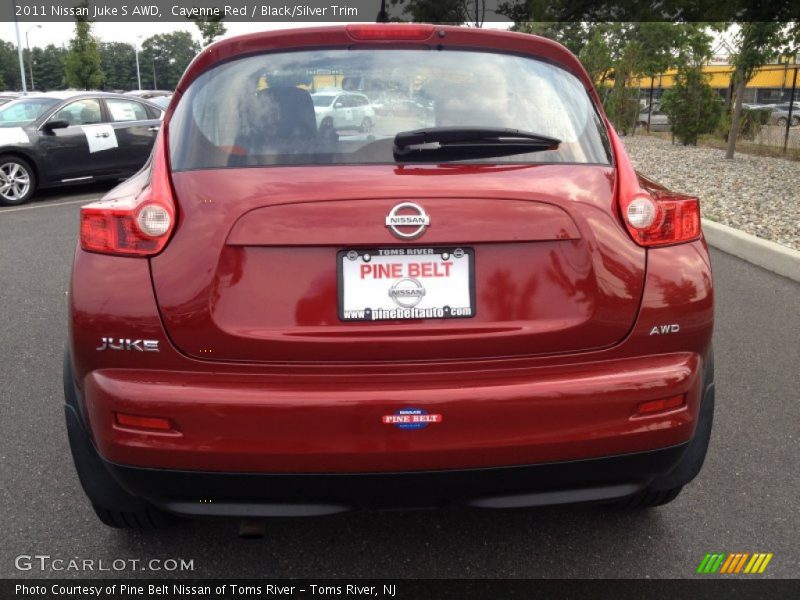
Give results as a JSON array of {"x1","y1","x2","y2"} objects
[
  {"x1": 311, "y1": 91, "x2": 375, "y2": 133},
  {"x1": 637, "y1": 104, "x2": 670, "y2": 132},
  {"x1": 768, "y1": 103, "x2": 800, "y2": 127}
]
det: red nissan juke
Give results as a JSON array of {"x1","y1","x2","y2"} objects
[{"x1": 64, "y1": 25, "x2": 714, "y2": 529}]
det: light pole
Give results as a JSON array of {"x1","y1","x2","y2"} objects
[
  {"x1": 26, "y1": 25, "x2": 42, "y2": 91},
  {"x1": 11, "y1": 0, "x2": 27, "y2": 93},
  {"x1": 133, "y1": 35, "x2": 143, "y2": 90}
]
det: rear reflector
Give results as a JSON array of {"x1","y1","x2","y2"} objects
[
  {"x1": 346, "y1": 24, "x2": 435, "y2": 41},
  {"x1": 635, "y1": 395, "x2": 685, "y2": 416},
  {"x1": 115, "y1": 412, "x2": 175, "y2": 432}
]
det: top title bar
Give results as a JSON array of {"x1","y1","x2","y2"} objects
[
  {"x1": 2, "y1": 0, "x2": 799, "y2": 22},
  {"x1": 5, "y1": 1, "x2": 416, "y2": 22}
]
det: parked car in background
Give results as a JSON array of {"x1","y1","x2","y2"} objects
[
  {"x1": 311, "y1": 91, "x2": 375, "y2": 133},
  {"x1": 771, "y1": 101, "x2": 800, "y2": 111},
  {"x1": 0, "y1": 92, "x2": 21, "y2": 106},
  {"x1": 637, "y1": 103, "x2": 670, "y2": 131},
  {"x1": 768, "y1": 103, "x2": 800, "y2": 127},
  {"x1": 125, "y1": 90, "x2": 172, "y2": 100},
  {"x1": 148, "y1": 95, "x2": 172, "y2": 111},
  {"x1": 372, "y1": 97, "x2": 431, "y2": 120},
  {"x1": 65, "y1": 24, "x2": 714, "y2": 530},
  {"x1": 0, "y1": 91, "x2": 163, "y2": 205}
]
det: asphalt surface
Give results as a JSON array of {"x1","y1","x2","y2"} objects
[{"x1": 1, "y1": 187, "x2": 798, "y2": 579}]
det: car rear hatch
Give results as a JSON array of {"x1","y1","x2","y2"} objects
[
  {"x1": 151, "y1": 38, "x2": 644, "y2": 363},
  {"x1": 150, "y1": 163, "x2": 644, "y2": 362}
]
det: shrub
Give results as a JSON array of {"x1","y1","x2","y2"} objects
[
  {"x1": 738, "y1": 107, "x2": 771, "y2": 139},
  {"x1": 603, "y1": 84, "x2": 639, "y2": 135},
  {"x1": 661, "y1": 66, "x2": 722, "y2": 145},
  {"x1": 717, "y1": 107, "x2": 772, "y2": 141}
]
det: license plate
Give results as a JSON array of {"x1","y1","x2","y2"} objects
[{"x1": 338, "y1": 247, "x2": 475, "y2": 321}]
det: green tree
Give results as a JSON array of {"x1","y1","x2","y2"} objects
[
  {"x1": 604, "y1": 40, "x2": 641, "y2": 135},
  {"x1": 662, "y1": 68, "x2": 721, "y2": 145},
  {"x1": 511, "y1": 22, "x2": 588, "y2": 55},
  {"x1": 0, "y1": 40, "x2": 22, "y2": 90},
  {"x1": 99, "y1": 42, "x2": 137, "y2": 91},
  {"x1": 191, "y1": 13, "x2": 227, "y2": 46},
  {"x1": 388, "y1": 0, "x2": 487, "y2": 25},
  {"x1": 667, "y1": 26, "x2": 720, "y2": 145},
  {"x1": 578, "y1": 28, "x2": 613, "y2": 90},
  {"x1": 30, "y1": 45, "x2": 67, "y2": 91},
  {"x1": 509, "y1": 22, "x2": 715, "y2": 134},
  {"x1": 64, "y1": 5, "x2": 104, "y2": 89},
  {"x1": 139, "y1": 31, "x2": 200, "y2": 90},
  {"x1": 725, "y1": 23, "x2": 785, "y2": 159}
]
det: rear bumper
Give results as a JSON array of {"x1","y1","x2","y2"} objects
[
  {"x1": 66, "y1": 398, "x2": 690, "y2": 515},
  {"x1": 102, "y1": 442, "x2": 689, "y2": 516},
  {"x1": 78, "y1": 352, "x2": 703, "y2": 473}
]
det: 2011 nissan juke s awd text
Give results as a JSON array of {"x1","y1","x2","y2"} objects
[{"x1": 64, "y1": 24, "x2": 714, "y2": 529}]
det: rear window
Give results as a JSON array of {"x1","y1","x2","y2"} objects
[
  {"x1": 107, "y1": 98, "x2": 151, "y2": 122},
  {"x1": 169, "y1": 48, "x2": 611, "y2": 170}
]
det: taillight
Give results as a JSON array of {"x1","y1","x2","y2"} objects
[
  {"x1": 607, "y1": 119, "x2": 701, "y2": 248},
  {"x1": 115, "y1": 412, "x2": 175, "y2": 432},
  {"x1": 346, "y1": 24, "x2": 435, "y2": 41},
  {"x1": 80, "y1": 139, "x2": 175, "y2": 257},
  {"x1": 621, "y1": 193, "x2": 701, "y2": 247}
]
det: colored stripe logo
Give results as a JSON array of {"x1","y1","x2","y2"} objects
[{"x1": 696, "y1": 552, "x2": 773, "y2": 574}]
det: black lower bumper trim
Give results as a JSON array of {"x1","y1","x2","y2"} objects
[{"x1": 103, "y1": 443, "x2": 688, "y2": 517}]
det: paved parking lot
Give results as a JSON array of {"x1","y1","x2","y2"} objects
[{"x1": 1, "y1": 188, "x2": 798, "y2": 579}]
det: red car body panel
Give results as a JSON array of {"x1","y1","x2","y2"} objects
[
  {"x1": 85, "y1": 353, "x2": 700, "y2": 473},
  {"x1": 67, "y1": 25, "x2": 714, "y2": 509},
  {"x1": 70, "y1": 238, "x2": 712, "y2": 472},
  {"x1": 150, "y1": 165, "x2": 645, "y2": 363}
]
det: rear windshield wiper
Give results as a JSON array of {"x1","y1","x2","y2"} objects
[{"x1": 393, "y1": 127, "x2": 561, "y2": 162}]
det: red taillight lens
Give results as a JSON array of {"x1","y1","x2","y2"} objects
[
  {"x1": 346, "y1": 24, "x2": 435, "y2": 41},
  {"x1": 80, "y1": 202, "x2": 173, "y2": 256},
  {"x1": 634, "y1": 395, "x2": 685, "y2": 416},
  {"x1": 622, "y1": 194, "x2": 701, "y2": 247},
  {"x1": 80, "y1": 138, "x2": 175, "y2": 257},
  {"x1": 115, "y1": 412, "x2": 175, "y2": 432}
]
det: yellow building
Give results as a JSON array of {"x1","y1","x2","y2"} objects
[{"x1": 631, "y1": 63, "x2": 800, "y2": 105}]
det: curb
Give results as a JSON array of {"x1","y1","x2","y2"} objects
[{"x1": 702, "y1": 219, "x2": 800, "y2": 283}]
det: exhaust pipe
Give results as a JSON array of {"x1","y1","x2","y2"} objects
[{"x1": 238, "y1": 518, "x2": 267, "y2": 539}]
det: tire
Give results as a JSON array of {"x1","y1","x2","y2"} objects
[
  {"x1": 64, "y1": 350, "x2": 174, "y2": 530},
  {"x1": 777, "y1": 117, "x2": 788, "y2": 127},
  {"x1": 637, "y1": 121, "x2": 648, "y2": 129},
  {"x1": 612, "y1": 347, "x2": 715, "y2": 510},
  {"x1": 0, "y1": 154, "x2": 36, "y2": 206},
  {"x1": 360, "y1": 117, "x2": 373, "y2": 133},
  {"x1": 792, "y1": 116, "x2": 800, "y2": 126}
]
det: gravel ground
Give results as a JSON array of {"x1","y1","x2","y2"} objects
[{"x1": 623, "y1": 134, "x2": 800, "y2": 250}]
